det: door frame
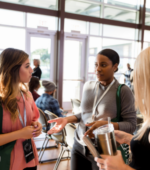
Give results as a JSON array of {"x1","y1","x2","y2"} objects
[{"x1": 26, "y1": 28, "x2": 57, "y2": 82}]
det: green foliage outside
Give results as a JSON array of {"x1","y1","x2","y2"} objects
[{"x1": 32, "y1": 48, "x2": 50, "y2": 66}]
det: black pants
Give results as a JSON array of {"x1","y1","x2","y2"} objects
[
  {"x1": 23, "y1": 166, "x2": 37, "y2": 170},
  {"x1": 71, "y1": 139, "x2": 99, "y2": 170}
]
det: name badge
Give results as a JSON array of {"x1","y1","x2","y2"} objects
[{"x1": 23, "y1": 139, "x2": 34, "y2": 163}]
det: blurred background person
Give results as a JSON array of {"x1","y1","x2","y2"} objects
[
  {"x1": 29, "y1": 76, "x2": 40, "y2": 101},
  {"x1": 32, "y1": 59, "x2": 42, "y2": 80},
  {"x1": 123, "y1": 63, "x2": 133, "y2": 88},
  {"x1": 130, "y1": 70, "x2": 134, "y2": 94},
  {"x1": 95, "y1": 47, "x2": 150, "y2": 170},
  {"x1": 36, "y1": 80, "x2": 65, "y2": 118}
]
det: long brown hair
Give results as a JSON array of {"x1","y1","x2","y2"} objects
[{"x1": 0, "y1": 48, "x2": 29, "y2": 121}]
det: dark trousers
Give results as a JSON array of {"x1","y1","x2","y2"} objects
[
  {"x1": 71, "y1": 139, "x2": 99, "y2": 170},
  {"x1": 23, "y1": 166, "x2": 37, "y2": 170}
]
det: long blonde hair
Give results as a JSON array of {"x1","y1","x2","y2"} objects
[
  {"x1": 134, "y1": 47, "x2": 150, "y2": 140},
  {"x1": 0, "y1": 48, "x2": 29, "y2": 121}
]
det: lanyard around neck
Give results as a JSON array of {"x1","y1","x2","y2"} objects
[
  {"x1": 92, "y1": 79, "x2": 115, "y2": 121},
  {"x1": 18, "y1": 91, "x2": 26, "y2": 128}
]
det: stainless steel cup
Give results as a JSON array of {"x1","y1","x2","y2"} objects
[{"x1": 95, "y1": 123, "x2": 117, "y2": 156}]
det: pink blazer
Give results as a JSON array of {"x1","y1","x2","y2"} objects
[{"x1": 2, "y1": 91, "x2": 39, "y2": 170}]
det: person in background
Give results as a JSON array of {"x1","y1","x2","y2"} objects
[
  {"x1": 0, "y1": 48, "x2": 42, "y2": 170},
  {"x1": 130, "y1": 70, "x2": 134, "y2": 94},
  {"x1": 29, "y1": 76, "x2": 40, "y2": 101},
  {"x1": 124, "y1": 63, "x2": 133, "y2": 88},
  {"x1": 32, "y1": 59, "x2": 42, "y2": 80},
  {"x1": 35, "y1": 80, "x2": 64, "y2": 119},
  {"x1": 95, "y1": 47, "x2": 150, "y2": 170}
]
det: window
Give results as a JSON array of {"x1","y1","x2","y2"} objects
[
  {"x1": 63, "y1": 81, "x2": 80, "y2": 101},
  {"x1": 88, "y1": 37, "x2": 102, "y2": 81},
  {"x1": 90, "y1": 23, "x2": 102, "y2": 36},
  {"x1": 104, "y1": 0, "x2": 140, "y2": 9},
  {"x1": 143, "y1": 30, "x2": 150, "y2": 50},
  {"x1": 117, "y1": 57, "x2": 135, "y2": 74},
  {"x1": 0, "y1": 0, "x2": 58, "y2": 10},
  {"x1": 88, "y1": 36, "x2": 139, "y2": 81},
  {"x1": 103, "y1": 25, "x2": 137, "y2": 40},
  {"x1": 102, "y1": 38, "x2": 137, "y2": 58},
  {"x1": 102, "y1": 38, "x2": 138, "y2": 82},
  {"x1": 65, "y1": 0, "x2": 101, "y2": 18},
  {"x1": 144, "y1": 30, "x2": 150, "y2": 42},
  {"x1": 0, "y1": 26, "x2": 25, "y2": 50},
  {"x1": 104, "y1": 6, "x2": 139, "y2": 23},
  {"x1": 145, "y1": 13, "x2": 150, "y2": 26},
  {"x1": 63, "y1": 38, "x2": 85, "y2": 104},
  {"x1": 0, "y1": 9, "x2": 25, "y2": 27},
  {"x1": 65, "y1": 19, "x2": 89, "y2": 34},
  {"x1": 27, "y1": 13, "x2": 57, "y2": 30},
  {"x1": 63, "y1": 40, "x2": 82, "y2": 79},
  {"x1": 143, "y1": 42, "x2": 150, "y2": 50},
  {"x1": 146, "y1": 0, "x2": 150, "y2": 12},
  {"x1": 89, "y1": 37, "x2": 102, "y2": 55},
  {"x1": 144, "y1": 0, "x2": 150, "y2": 25}
]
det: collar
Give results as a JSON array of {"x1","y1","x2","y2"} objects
[{"x1": 99, "y1": 78, "x2": 116, "y2": 90}]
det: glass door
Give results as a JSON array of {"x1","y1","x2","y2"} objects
[
  {"x1": 29, "y1": 35, "x2": 52, "y2": 80},
  {"x1": 63, "y1": 37, "x2": 86, "y2": 110},
  {"x1": 27, "y1": 32, "x2": 54, "y2": 95}
]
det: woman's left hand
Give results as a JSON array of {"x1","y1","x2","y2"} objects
[
  {"x1": 31, "y1": 121, "x2": 42, "y2": 137},
  {"x1": 95, "y1": 151, "x2": 127, "y2": 170},
  {"x1": 84, "y1": 121, "x2": 107, "y2": 138}
]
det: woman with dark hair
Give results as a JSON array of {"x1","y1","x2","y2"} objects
[
  {"x1": 47, "y1": 49, "x2": 136, "y2": 170},
  {"x1": 94, "y1": 47, "x2": 150, "y2": 170},
  {"x1": 29, "y1": 76, "x2": 40, "y2": 101}
]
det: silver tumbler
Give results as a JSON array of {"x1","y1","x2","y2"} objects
[{"x1": 95, "y1": 123, "x2": 117, "y2": 156}]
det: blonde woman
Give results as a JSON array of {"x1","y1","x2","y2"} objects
[
  {"x1": 95, "y1": 47, "x2": 150, "y2": 170},
  {"x1": 0, "y1": 48, "x2": 42, "y2": 170}
]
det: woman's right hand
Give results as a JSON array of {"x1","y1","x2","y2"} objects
[
  {"x1": 47, "y1": 118, "x2": 68, "y2": 134},
  {"x1": 95, "y1": 151, "x2": 134, "y2": 170},
  {"x1": 115, "y1": 130, "x2": 133, "y2": 145},
  {"x1": 20, "y1": 126, "x2": 35, "y2": 139}
]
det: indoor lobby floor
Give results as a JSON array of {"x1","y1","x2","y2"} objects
[{"x1": 35, "y1": 129, "x2": 71, "y2": 170}]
